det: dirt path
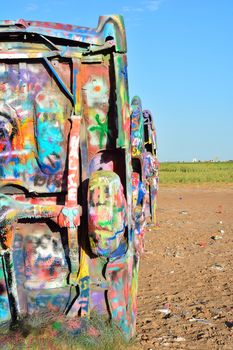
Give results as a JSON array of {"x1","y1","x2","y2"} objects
[{"x1": 134, "y1": 185, "x2": 233, "y2": 349}]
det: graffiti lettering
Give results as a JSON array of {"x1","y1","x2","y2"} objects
[
  {"x1": 69, "y1": 135, "x2": 79, "y2": 159},
  {"x1": 67, "y1": 131, "x2": 80, "y2": 204},
  {"x1": 34, "y1": 174, "x2": 62, "y2": 189}
]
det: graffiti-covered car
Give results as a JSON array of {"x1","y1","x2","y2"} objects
[
  {"x1": 0, "y1": 16, "x2": 158, "y2": 338},
  {"x1": 130, "y1": 97, "x2": 159, "y2": 231},
  {"x1": 143, "y1": 109, "x2": 159, "y2": 223}
]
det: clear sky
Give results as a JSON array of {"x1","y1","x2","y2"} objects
[{"x1": 1, "y1": 0, "x2": 233, "y2": 161}]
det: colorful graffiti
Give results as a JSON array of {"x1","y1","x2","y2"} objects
[
  {"x1": 0, "y1": 15, "x2": 158, "y2": 339},
  {"x1": 143, "y1": 109, "x2": 159, "y2": 223},
  {"x1": 130, "y1": 97, "x2": 159, "y2": 227},
  {"x1": 88, "y1": 170, "x2": 127, "y2": 257}
]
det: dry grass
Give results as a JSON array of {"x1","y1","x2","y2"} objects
[{"x1": 0, "y1": 312, "x2": 136, "y2": 350}]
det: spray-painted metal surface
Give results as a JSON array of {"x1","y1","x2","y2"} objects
[
  {"x1": 0, "y1": 16, "x2": 158, "y2": 338},
  {"x1": 130, "y1": 96, "x2": 146, "y2": 256},
  {"x1": 130, "y1": 97, "x2": 159, "y2": 235},
  {"x1": 143, "y1": 109, "x2": 159, "y2": 223}
]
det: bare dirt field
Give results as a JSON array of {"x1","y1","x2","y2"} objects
[{"x1": 134, "y1": 185, "x2": 233, "y2": 350}]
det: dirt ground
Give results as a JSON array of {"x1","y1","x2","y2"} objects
[{"x1": 134, "y1": 185, "x2": 233, "y2": 350}]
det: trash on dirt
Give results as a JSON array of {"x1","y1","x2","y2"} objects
[
  {"x1": 225, "y1": 321, "x2": 233, "y2": 329},
  {"x1": 158, "y1": 308, "x2": 171, "y2": 315},
  {"x1": 219, "y1": 229, "x2": 225, "y2": 234},
  {"x1": 213, "y1": 314, "x2": 224, "y2": 320},
  {"x1": 174, "y1": 337, "x2": 186, "y2": 342},
  {"x1": 179, "y1": 210, "x2": 188, "y2": 215},
  {"x1": 218, "y1": 221, "x2": 223, "y2": 224},
  {"x1": 211, "y1": 235, "x2": 223, "y2": 241},
  {"x1": 189, "y1": 318, "x2": 212, "y2": 325},
  {"x1": 158, "y1": 336, "x2": 186, "y2": 345},
  {"x1": 198, "y1": 241, "x2": 207, "y2": 248},
  {"x1": 210, "y1": 263, "x2": 224, "y2": 271},
  {"x1": 158, "y1": 303, "x2": 171, "y2": 317}
]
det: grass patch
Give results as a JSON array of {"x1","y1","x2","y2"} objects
[
  {"x1": 0, "y1": 312, "x2": 135, "y2": 350},
  {"x1": 159, "y1": 161, "x2": 233, "y2": 184}
]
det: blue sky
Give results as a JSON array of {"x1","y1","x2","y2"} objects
[{"x1": 1, "y1": 0, "x2": 233, "y2": 161}]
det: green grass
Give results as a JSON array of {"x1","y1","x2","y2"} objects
[
  {"x1": 159, "y1": 161, "x2": 233, "y2": 184},
  {"x1": 0, "y1": 312, "x2": 136, "y2": 350}
]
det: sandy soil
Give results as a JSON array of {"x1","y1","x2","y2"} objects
[{"x1": 134, "y1": 185, "x2": 233, "y2": 350}]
